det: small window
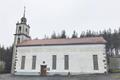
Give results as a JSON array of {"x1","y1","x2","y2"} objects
[
  {"x1": 93, "y1": 55, "x2": 99, "y2": 70},
  {"x1": 22, "y1": 19, "x2": 24, "y2": 22},
  {"x1": 17, "y1": 38, "x2": 20, "y2": 44},
  {"x1": 18, "y1": 26, "x2": 21, "y2": 33},
  {"x1": 103, "y1": 60, "x2": 106, "y2": 62},
  {"x1": 26, "y1": 28, "x2": 27, "y2": 32},
  {"x1": 52, "y1": 55, "x2": 56, "y2": 70},
  {"x1": 64, "y1": 55, "x2": 69, "y2": 70},
  {"x1": 21, "y1": 56, "x2": 26, "y2": 69}
]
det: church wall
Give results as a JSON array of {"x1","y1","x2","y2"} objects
[{"x1": 15, "y1": 44, "x2": 107, "y2": 75}]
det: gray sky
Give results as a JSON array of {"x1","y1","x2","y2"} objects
[{"x1": 0, "y1": 0, "x2": 120, "y2": 47}]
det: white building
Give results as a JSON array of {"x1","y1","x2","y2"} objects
[{"x1": 11, "y1": 10, "x2": 107, "y2": 76}]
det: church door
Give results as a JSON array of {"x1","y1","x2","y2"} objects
[{"x1": 40, "y1": 65, "x2": 47, "y2": 76}]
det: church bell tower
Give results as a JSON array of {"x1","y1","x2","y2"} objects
[
  {"x1": 11, "y1": 7, "x2": 31, "y2": 74},
  {"x1": 14, "y1": 7, "x2": 30, "y2": 44}
]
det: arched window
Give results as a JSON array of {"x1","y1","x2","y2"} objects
[
  {"x1": 17, "y1": 38, "x2": 20, "y2": 44},
  {"x1": 26, "y1": 28, "x2": 27, "y2": 32},
  {"x1": 18, "y1": 26, "x2": 21, "y2": 33}
]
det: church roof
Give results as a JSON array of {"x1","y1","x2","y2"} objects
[{"x1": 17, "y1": 37, "x2": 107, "y2": 47}]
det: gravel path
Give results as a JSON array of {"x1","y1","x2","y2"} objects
[{"x1": 0, "y1": 73, "x2": 120, "y2": 80}]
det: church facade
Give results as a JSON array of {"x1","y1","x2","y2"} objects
[{"x1": 11, "y1": 10, "x2": 107, "y2": 75}]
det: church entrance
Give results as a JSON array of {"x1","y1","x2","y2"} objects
[{"x1": 40, "y1": 65, "x2": 47, "y2": 76}]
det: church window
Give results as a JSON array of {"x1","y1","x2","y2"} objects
[
  {"x1": 21, "y1": 56, "x2": 26, "y2": 69},
  {"x1": 17, "y1": 38, "x2": 20, "y2": 44},
  {"x1": 22, "y1": 19, "x2": 24, "y2": 22},
  {"x1": 64, "y1": 55, "x2": 69, "y2": 70},
  {"x1": 18, "y1": 26, "x2": 21, "y2": 33},
  {"x1": 43, "y1": 61, "x2": 45, "y2": 64},
  {"x1": 26, "y1": 28, "x2": 27, "y2": 33},
  {"x1": 52, "y1": 55, "x2": 56, "y2": 70},
  {"x1": 93, "y1": 55, "x2": 99, "y2": 70},
  {"x1": 32, "y1": 56, "x2": 36, "y2": 69}
]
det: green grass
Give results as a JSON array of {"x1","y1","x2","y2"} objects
[
  {"x1": 112, "y1": 75, "x2": 120, "y2": 79},
  {"x1": 0, "y1": 64, "x2": 4, "y2": 73},
  {"x1": 110, "y1": 69, "x2": 120, "y2": 73}
]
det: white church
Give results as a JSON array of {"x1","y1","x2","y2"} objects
[{"x1": 11, "y1": 10, "x2": 107, "y2": 76}]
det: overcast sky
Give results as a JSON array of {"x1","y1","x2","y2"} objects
[{"x1": 1, "y1": 0, "x2": 120, "y2": 47}]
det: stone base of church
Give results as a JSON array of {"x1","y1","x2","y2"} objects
[
  {"x1": 14, "y1": 72, "x2": 106, "y2": 76},
  {"x1": 14, "y1": 72, "x2": 40, "y2": 75}
]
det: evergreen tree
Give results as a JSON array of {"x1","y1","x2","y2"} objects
[
  {"x1": 51, "y1": 31, "x2": 57, "y2": 39},
  {"x1": 4, "y1": 46, "x2": 13, "y2": 73},
  {"x1": 60, "y1": 30, "x2": 66, "y2": 38},
  {"x1": 80, "y1": 31, "x2": 85, "y2": 38},
  {"x1": 0, "y1": 45, "x2": 13, "y2": 73},
  {"x1": 0, "y1": 46, "x2": 5, "y2": 61},
  {"x1": 72, "y1": 30, "x2": 78, "y2": 38}
]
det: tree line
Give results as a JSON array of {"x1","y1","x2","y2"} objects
[
  {"x1": 0, "y1": 46, "x2": 13, "y2": 73},
  {"x1": 47, "y1": 28, "x2": 120, "y2": 56}
]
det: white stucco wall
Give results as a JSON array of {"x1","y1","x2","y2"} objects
[
  {"x1": 15, "y1": 44, "x2": 107, "y2": 75},
  {"x1": 16, "y1": 24, "x2": 30, "y2": 36}
]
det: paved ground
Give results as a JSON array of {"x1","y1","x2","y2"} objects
[{"x1": 0, "y1": 73, "x2": 120, "y2": 80}]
